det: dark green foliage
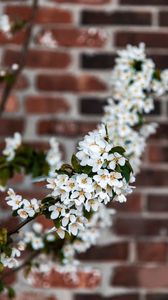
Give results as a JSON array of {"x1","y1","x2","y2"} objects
[{"x1": 0, "y1": 145, "x2": 50, "y2": 188}]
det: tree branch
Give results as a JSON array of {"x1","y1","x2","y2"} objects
[
  {"x1": 0, "y1": 0, "x2": 39, "y2": 116},
  {"x1": 8, "y1": 217, "x2": 35, "y2": 237}
]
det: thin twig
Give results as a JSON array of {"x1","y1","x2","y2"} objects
[
  {"x1": 0, "y1": 0, "x2": 39, "y2": 116},
  {"x1": 8, "y1": 217, "x2": 35, "y2": 236}
]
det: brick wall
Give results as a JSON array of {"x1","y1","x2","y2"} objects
[{"x1": 1, "y1": 0, "x2": 168, "y2": 299}]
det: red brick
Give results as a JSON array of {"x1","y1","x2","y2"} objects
[
  {"x1": 78, "y1": 242, "x2": 129, "y2": 261},
  {"x1": 120, "y1": 0, "x2": 168, "y2": 4},
  {"x1": 0, "y1": 217, "x2": 19, "y2": 234},
  {"x1": 75, "y1": 295, "x2": 139, "y2": 300},
  {"x1": 8, "y1": 173, "x2": 24, "y2": 185},
  {"x1": 0, "y1": 92, "x2": 19, "y2": 113},
  {"x1": 1, "y1": 293, "x2": 57, "y2": 300},
  {"x1": 0, "y1": 31, "x2": 26, "y2": 45},
  {"x1": 136, "y1": 169, "x2": 168, "y2": 187},
  {"x1": 38, "y1": 28, "x2": 106, "y2": 48},
  {"x1": 15, "y1": 75, "x2": 29, "y2": 90},
  {"x1": 159, "y1": 12, "x2": 168, "y2": 26},
  {"x1": 114, "y1": 216, "x2": 168, "y2": 237},
  {"x1": 81, "y1": 53, "x2": 116, "y2": 70},
  {"x1": 4, "y1": 49, "x2": 71, "y2": 69},
  {"x1": 36, "y1": 74, "x2": 106, "y2": 92},
  {"x1": 146, "y1": 294, "x2": 168, "y2": 300},
  {"x1": 115, "y1": 31, "x2": 168, "y2": 48},
  {"x1": 109, "y1": 193, "x2": 142, "y2": 213},
  {"x1": 147, "y1": 194, "x2": 168, "y2": 212},
  {"x1": 26, "y1": 96, "x2": 70, "y2": 114},
  {"x1": 149, "y1": 53, "x2": 168, "y2": 69},
  {"x1": 15, "y1": 189, "x2": 46, "y2": 201},
  {"x1": 2, "y1": 269, "x2": 16, "y2": 286},
  {"x1": 81, "y1": 10, "x2": 151, "y2": 26},
  {"x1": 0, "y1": 119, "x2": 24, "y2": 136},
  {"x1": 30, "y1": 269, "x2": 101, "y2": 289},
  {"x1": 148, "y1": 144, "x2": 168, "y2": 163},
  {"x1": 37, "y1": 120, "x2": 97, "y2": 137},
  {"x1": 148, "y1": 123, "x2": 168, "y2": 140},
  {"x1": 5, "y1": 6, "x2": 72, "y2": 24},
  {"x1": 0, "y1": 74, "x2": 28, "y2": 91},
  {"x1": 51, "y1": 0, "x2": 110, "y2": 4},
  {"x1": 136, "y1": 242, "x2": 167, "y2": 262},
  {"x1": 112, "y1": 266, "x2": 168, "y2": 288}
]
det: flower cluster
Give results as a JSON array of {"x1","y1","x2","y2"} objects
[
  {"x1": 0, "y1": 15, "x2": 11, "y2": 34},
  {"x1": 38, "y1": 31, "x2": 57, "y2": 48},
  {"x1": 46, "y1": 137, "x2": 63, "y2": 176},
  {"x1": 3, "y1": 43, "x2": 168, "y2": 280},
  {"x1": 0, "y1": 133, "x2": 62, "y2": 191},
  {"x1": 6, "y1": 188, "x2": 40, "y2": 219},
  {"x1": 102, "y1": 43, "x2": 168, "y2": 174},
  {"x1": 45, "y1": 127, "x2": 134, "y2": 239},
  {"x1": 110, "y1": 43, "x2": 167, "y2": 111},
  {"x1": 22, "y1": 222, "x2": 55, "y2": 251},
  {"x1": 0, "y1": 241, "x2": 25, "y2": 269},
  {"x1": 3, "y1": 126, "x2": 133, "y2": 272},
  {"x1": 3, "y1": 132, "x2": 22, "y2": 161},
  {"x1": 21, "y1": 208, "x2": 111, "y2": 272}
]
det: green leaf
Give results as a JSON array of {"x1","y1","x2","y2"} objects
[
  {"x1": 120, "y1": 160, "x2": 133, "y2": 182},
  {"x1": 5, "y1": 73, "x2": 15, "y2": 85},
  {"x1": 59, "y1": 164, "x2": 73, "y2": 175},
  {"x1": 0, "y1": 228, "x2": 7, "y2": 245},
  {"x1": 54, "y1": 218, "x2": 61, "y2": 229},
  {"x1": 82, "y1": 165, "x2": 92, "y2": 175},
  {"x1": 7, "y1": 287, "x2": 16, "y2": 298},
  {"x1": 131, "y1": 60, "x2": 142, "y2": 72},
  {"x1": 110, "y1": 146, "x2": 125, "y2": 155},
  {"x1": 153, "y1": 69, "x2": 161, "y2": 81},
  {"x1": 0, "y1": 263, "x2": 4, "y2": 273},
  {"x1": 0, "y1": 281, "x2": 4, "y2": 293},
  {"x1": 71, "y1": 154, "x2": 81, "y2": 173}
]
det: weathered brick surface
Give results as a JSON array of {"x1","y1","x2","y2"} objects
[
  {"x1": 30, "y1": 269, "x2": 101, "y2": 289},
  {"x1": 1, "y1": 0, "x2": 168, "y2": 299}
]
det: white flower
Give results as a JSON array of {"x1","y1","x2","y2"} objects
[
  {"x1": 68, "y1": 217, "x2": 84, "y2": 236},
  {"x1": 0, "y1": 185, "x2": 6, "y2": 192},
  {"x1": 6, "y1": 189, "x2": 22, "y2": 210},
  {"x1": 71, "y1": 188, "x2": 92, "y2": 206},
  {"x1": 22, "y1": 198, "x2": 39, "y2": 217},
  {"x1": 93, "y1": 169, "x2": 109, "y2": 188},
  {"x1": 46, "y1": 234, "x2": 55, "y2": 242},
  {"x1": 46, "y1": 178, "x2": 58, "y2": 190},
  {"x1": 32, "y1": 222, "x2": 43, "y2": 234},
  {"x1": 85, "y1": 199, "x2": 99, "y2": 212},
  {"x1": 3, "y1": 132, "x2": 22, "y2": 161},
  {"x1": 0, "y1": 247, "x2": 21, "y2": 269},
  {"x1": 91, "y1": 157, "x2": 104, "y2": 172},
  {"x1": 64, "y1": 177, "x2": 77, "y2": 192},
  {"x1": 76, "y1": 174, "x2": 93, "y2": 191},
  {"x1": 56, "y1": 227, "x2": 65, "y2": 239},
  {"x1": 0, "y1": 14, "x2": 11, "y2": 33},
  {"x1": 46, "y1": 137, "x2": 62, "y2": 175},
  {"x1": 39, "y1": 31, "x2": 57, "y2": 48},
  {"x1": 62, "y1": 213, "x2": 76, "y2": 227},
  {"x1": 32, "y1": 237, "x2": 44, "y2": 250},
  {"x1": 114, "y1": 194, "x2": 127, "y2": 203},
  {"x1": 108, "y1": 172, "x2": 122, "y2": 187},
  {"x1": 17, "y1": 209, "x2": 29, "y2": 219},
  {"x1": 108, "y1": 152, "x2": 126, "y2": 170},
  {"x1": 49, "y1": 203, "x2": 64, "y2": 220}
]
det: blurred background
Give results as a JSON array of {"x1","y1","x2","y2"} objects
[{"x1": 0, "y1": 0, "x2": 168, "y2": 299}]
